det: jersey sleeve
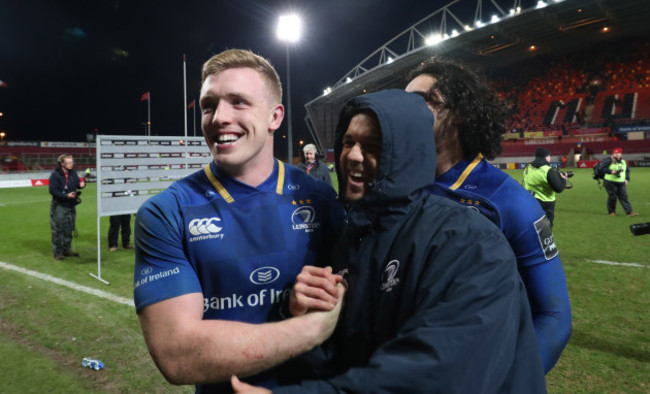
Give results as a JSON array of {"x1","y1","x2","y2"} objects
[
  {"x1": 519, "y1": 259, "x2": 572, "y2": 373},
  {"x1": 500, "y1": 184, "x2": 559, "y2": 267},
  {"x1": 498, "y1": 185, "x2": 572, "y2": 373},
  {"x1": 133, "y1": 192, "x2": 202, "y2": 312}
]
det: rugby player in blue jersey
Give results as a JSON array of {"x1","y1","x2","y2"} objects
[
  {"x1": 133, "y1": 49, "x2": 345, "y2": 393},
  {"x1": 405, "y1": 57, "x2": 571, "y2": 373}
]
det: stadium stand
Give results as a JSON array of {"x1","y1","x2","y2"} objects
[
  {"x1": 494, "y1": 40, "x2": 650, "y2": 134},
  {"x1": 304, "y1": 0, "x2": 650, "y2": 166},
  {"x1": 0, "y1": 144, "x2": 95, "y2": 173}
]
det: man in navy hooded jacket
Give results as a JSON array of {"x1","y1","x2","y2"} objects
[{"x1": 233, "y1": 90, "x2": 546, "y2": 393}]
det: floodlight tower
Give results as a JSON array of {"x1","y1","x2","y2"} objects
[{"x1": 276, "y1": 14, "x2": 302, "y2": 164}]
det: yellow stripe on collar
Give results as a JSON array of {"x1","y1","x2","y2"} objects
[
  {"x1": 203, "y1": 159, "x2": 285, "y2": 203},
  {"x1": 449, "y1": 153, "x2": 483, "y2": 191},
  {"x1": 276, "y1": 160, "x2": 285, "y2": 195},
  {"x1": 204, "y1": 164, "x2": 234, "y2": 203}
]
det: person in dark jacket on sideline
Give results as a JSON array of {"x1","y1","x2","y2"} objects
[
  {"x1": 523, "y1": 147, "x2": 568, "y2": 227},
  {"x1": 232, "y1": 90, "x2": 546, "y2": 393},
  {"x1": 48, "y1": 153, "x2": 85, "y2": 260},
  {"x1": 295, "y1": 143, "x2": 332, "y2": 186}
]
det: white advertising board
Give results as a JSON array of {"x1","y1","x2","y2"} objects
[
  {"x1": 96, "y1": 135, "x2": 210, "y2": 217},
  {"x1": 92, "y1": 135, "x2": 209, "y2": 284}
]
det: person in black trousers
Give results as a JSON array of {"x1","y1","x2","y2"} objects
[{"x1": 108, "y1": 214, "x2": 133, "y2": 251}]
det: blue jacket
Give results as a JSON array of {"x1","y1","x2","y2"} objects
[{"x1": 276, "y1": 90, "x2": 546, "y2": 393}]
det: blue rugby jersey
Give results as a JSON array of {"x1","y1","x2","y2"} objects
[
  {"x1": 428, "y1": 154, "x2": 559, "y2": 266},
  {"x1": 427, "y1": 153, "x2": 571, "y2": 373},
  {"x1": 134, "y1": 159, "x2": 342, "y2": 317},
  {"x1": 133, "y1": 159, "x2": 343, "y2": 391}
]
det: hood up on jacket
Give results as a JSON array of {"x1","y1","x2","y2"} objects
[{"x1": 334, "y1": 89, "x2": 436, "y2": 207}]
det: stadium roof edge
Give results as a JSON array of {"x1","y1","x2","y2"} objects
[{"x1": 304, "y1": 0, "x2": 650, "y2": 152}]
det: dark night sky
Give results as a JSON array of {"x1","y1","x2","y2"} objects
[{"x1": 0, "y1": 0, "x2": 491, "y2": 157}]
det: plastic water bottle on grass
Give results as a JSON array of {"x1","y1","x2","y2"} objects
[{"x1": 81, "y1": 357, "x2": 104, "y2": 371}]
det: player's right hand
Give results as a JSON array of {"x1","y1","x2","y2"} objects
[{"x1": 290, "y1": 266, "x2": 343, "y2": 316}]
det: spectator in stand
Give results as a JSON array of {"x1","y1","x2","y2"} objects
[
  {"x1": 108, "y1": 214, "x2": 133, "y2": 251},
  {"x1": 295, "y1": 144, "x2": 332, "y2": 186},
  {"x1": 603, "y1": 147, "x2": 638, "y2": 217},
  {"x1": 523, "y1": 147, "x2": 568, "y2": 227}
]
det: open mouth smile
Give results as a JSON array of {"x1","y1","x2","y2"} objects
[
  {"x1": 216, "y1": 134, "x2": 241, "y2": 146},
  {"x1": 348, "y1": 171, "x2": 363, "y2": 183}
]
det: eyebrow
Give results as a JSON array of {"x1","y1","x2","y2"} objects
[
  {"x1": 200, "y1": 92, "x2": 254, "y2": 106},
  {"x1": 199, "y1": 95, "x2": 215, "y2": 109}
]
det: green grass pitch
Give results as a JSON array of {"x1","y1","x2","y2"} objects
[{"x1": 0, "y1": 167, "x2": 648, "y2": 392}]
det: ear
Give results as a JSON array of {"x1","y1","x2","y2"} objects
[{"x1": 268, "y1": 104, "x2": 285, "y2": 133}]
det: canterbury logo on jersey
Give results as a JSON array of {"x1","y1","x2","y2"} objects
[{"x1": 188, "y1": 217, "x2": 225, "y2": 242}]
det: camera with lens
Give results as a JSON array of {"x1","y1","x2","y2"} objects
[
  {"x1": 555, "y1": 170, "x2": 574, "y2": 189},
  {"x1": 74, "y1": 190, "x2": 82, "y2": 205}
]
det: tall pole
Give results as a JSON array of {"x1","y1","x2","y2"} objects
[
  {"x1": 277, "y1": 13, "x2": 301, "y2": 164},
  {"x1": 286, "y1": 46, "x2": 293, "y2": 164},
  {"x1": 147, "y1": 95, "x2": 151, "y2": 136},
  {"x1": 183, "y1": 54, "x2": 188, "y2": 141}
]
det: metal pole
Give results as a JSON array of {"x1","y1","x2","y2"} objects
[
  {"x1": 147, "y1": 95, "x2": 151, "y2": 136},
  {"x1": 183, "y1": 54, "x2": 188, "y2": 140},
  {"x1": 286, "y1": 46, "x2": 293, "y2": 164}
]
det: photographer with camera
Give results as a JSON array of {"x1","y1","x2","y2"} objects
[
  {"x1": 523, "y1": 147, "x2": 568, "y2": 227},
  {"x1": 603, "y1": 147, "x2": 638, "y2": 217},
  {"x1": 48, "y1": 153, "x2": 85, "y2": 260}
]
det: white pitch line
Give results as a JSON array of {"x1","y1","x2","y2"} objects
[
  {"x1": 589, "y1": 259, "x2": 648, "y2": 268},
  {"x1": 0, "y1": 261, "x2": 133, "y2": 307},
  {"x1": 0, "y1": 199, "x2": 51, "y2": 206}
]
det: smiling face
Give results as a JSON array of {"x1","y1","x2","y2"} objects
[
  {"x1": 339, "y1": 112, "x2": 381, "y2": 202},
  {"x1": 200, "y1": 67, "x2": 283, "y2": 181}
]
